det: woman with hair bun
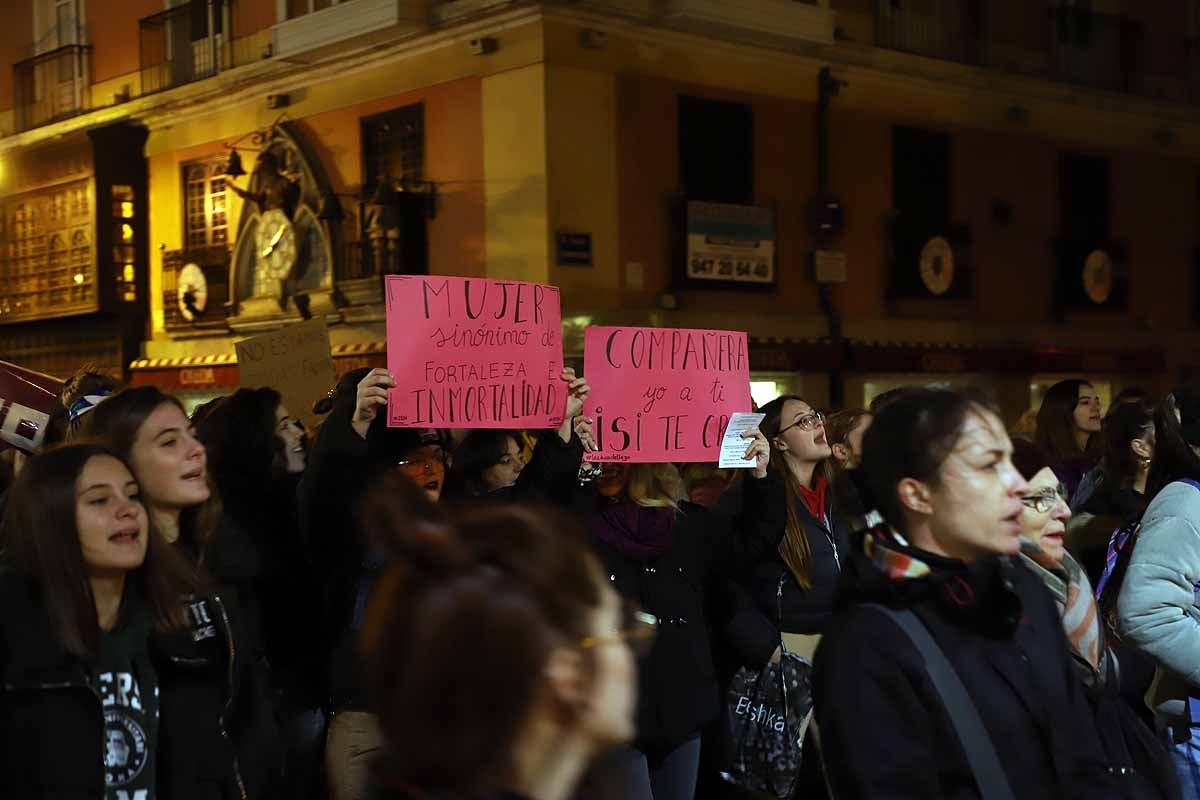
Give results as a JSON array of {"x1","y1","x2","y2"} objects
[{"x1": 359, "y1": 477, "x2": 641, "y2": 800}]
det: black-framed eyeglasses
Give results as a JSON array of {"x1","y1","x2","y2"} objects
[
  {"x1": 1021, "y1": 483, "x2": 1068, "y2": 514},
  {"x1": 581, "y1": 604, "x2": 658, "y2": 658},
  {"x1": 778, "y1": 411, "x2": 825, "y2": 436}
]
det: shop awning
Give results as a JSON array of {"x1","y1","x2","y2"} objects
[{"x1": 128, "y1": 341, "x2": 388, "y2": 390}]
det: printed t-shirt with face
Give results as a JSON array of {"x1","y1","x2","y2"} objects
[{"x1": 93, "y1": 604, "x2": 159, "y2": 800}]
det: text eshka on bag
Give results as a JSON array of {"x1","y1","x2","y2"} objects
[
  {"x1": 582, "y1": 326, "x2": 751, "y2": 463},
  {"x1": 384, "y1": 275, "x2": 565, "y2": 429}
]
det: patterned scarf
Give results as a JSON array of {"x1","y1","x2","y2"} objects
[
  {"x1": 1020, "y1": 551, "x2": 1103, "y2": 678},
  {"x1": 864, "y1": 527, "x2": 932, "y2": 580}
]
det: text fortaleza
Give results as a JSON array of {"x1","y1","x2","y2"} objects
[{"x1": 385, "y1": 275, "x2": 564, "y2": 429}]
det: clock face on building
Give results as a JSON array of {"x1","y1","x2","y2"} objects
[
  {"x1": 1083, "y1": 249, "x2": 1114, "y2": 305},
  {"x1": 256, "y1": 208, "x2": 297, "y2": 285},
  {"x1": 919, "y1": 236, "x2": 955, "y2": 296},
  {"x1": 177, "y1": 262, "x2": 207, "y2": 322}
]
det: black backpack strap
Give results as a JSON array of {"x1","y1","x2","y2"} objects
[{"x1": 865, "y1": 604, "x2": 1017, "y2": 800}]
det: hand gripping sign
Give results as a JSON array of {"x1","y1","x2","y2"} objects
[
  {"x1": 582, "y1": 326, "x2": 752, "y2": 463},
  {"x1": 384, "y1": 275, "x2": 565, "y2": 429},
  {"x1": 0, "y1": 360, "x2": 64, "y2": 453}
]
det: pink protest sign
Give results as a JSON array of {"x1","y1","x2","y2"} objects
[
  {"x1": 582, "y1": 326, "x2": 751, "y2": 463},
  {"x1": 384, "y1": 275, "x2": 564, "y2": 429}
]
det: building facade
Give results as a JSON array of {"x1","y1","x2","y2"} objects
[{"x1": 1, "y1": 0, "x2": 1199, "y2": 420}]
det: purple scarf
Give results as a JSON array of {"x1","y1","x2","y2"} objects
[{"x1": 591, "y1": 503, "x2": 676, "y2": 561}]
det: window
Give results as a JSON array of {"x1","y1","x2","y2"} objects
[
  {"x1": 286, "y1": 0, "x2": 339, "y2": 20},
  {"x1": 182, "y1": 159, "x2": 229, "y2": 248},
  {"x1": 1059, "y1": 153, "x2": 1109, "y2": 244},
  {"x1": 361, "y1": 103, "x2": 425, "y2": 190},
  {"x1": 678, "y1": 96, "x2": 754, "y2": 204},
  {"x1": 893, "y1": 126, "x2": 951, "y2": 234},
  {"x1": 34, "y1": 0, "x2": 83, "y2": 52},
  {"x1": 0, "y1": 181, "x2": 94, "y2": 319}
]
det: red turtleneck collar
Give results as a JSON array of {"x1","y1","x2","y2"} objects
[{"x1": 797, "y1": 475, "x2": 827, "y2": 523}]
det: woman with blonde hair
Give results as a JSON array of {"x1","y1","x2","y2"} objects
[{"x1": 577, "y1": 432, "x2": 784, "y2": 800}]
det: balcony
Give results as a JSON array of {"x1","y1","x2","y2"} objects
[
  {"x1": 874, "y1": 0, "x2": 1199, "y2": 104},
  {"x1": 12, "y1": 44, "x2": 92, "y2": 132},
  {"x1": 140, "y1": 0, "x2": 232, "y2": 95},
  {"x1": 274, "y1": 0, "x2": 429, "y2": 59},
  {"x1": 663, "y1": 0, "x2": 835, "y2": 46}
]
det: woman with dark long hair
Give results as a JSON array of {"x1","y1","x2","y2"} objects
[
  {"x1": 1068, "y1": 400, "x2": 1155, "y2": 584},
  {"x1": 745, "y1": 395, "x2": 850, "y2": 647},
  {"x1": 77, "y1": 386, "x2": 217, "y2": 562},
  {"x1": 0, "y1": 443, "x2": 249, "y2": 798},
  {"x1": 78, "y1": 384, "x2": 284, "y2": 796},
  {"x1": 1036, "y1": 379, "x2": 1103, "y2": 501},
  {"x1": 814, "y1": 388, "x2": 1128, "y2": 798},
  {"x1": 197, "y1": 387, "x2": 324, "y2": 799},
  {"x1": 1118, "y1": 393, "x2": 1200, "y2": 797}
]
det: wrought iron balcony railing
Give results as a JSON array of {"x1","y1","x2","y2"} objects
[
  {"x1": 139, "y1": 0, "x2": 232, "y2": 95},
  {"x1": 12, "y1": 44, "x2": 92, "y2": 132},
  {"x1": 874, "y1": 0, "x2": 1196, "y2": 104}
]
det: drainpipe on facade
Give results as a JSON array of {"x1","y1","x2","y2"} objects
[{"x1": 816, "y1": 66, "x2": 846, "y2": 410}]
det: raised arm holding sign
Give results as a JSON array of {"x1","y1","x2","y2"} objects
[
  {"x1": 581, "y1": 326, "x2": 755, "y2": 463},
  {"x1": 385, "y1": 275, "x2": 566, "y2": 429}
]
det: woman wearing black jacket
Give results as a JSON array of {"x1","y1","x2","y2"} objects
[
  {"x1": 1067, "y1": 399, "x2": 1155, "y2": 585},
  {"x1": 196, "y1": 388, "x2": 325, "y2": 800},
  {"x1": 814, "y1": 388, "x2": 1132, "y2": 799},
  {"x1": 746, "y1": 395, "x2": 850, "y2": 641},
  {"x1": 301, "y1": 367, "x2": 591, "y2": 800},
  {"x1": 0, "y1": 443, "x2": 251, "y2": 798},
  {"x1": 574, "y1": 425, "x2": 783, "y2": 800},
  {"x1": 79, "y1": 385, "x2": 284, "y2": 797}
]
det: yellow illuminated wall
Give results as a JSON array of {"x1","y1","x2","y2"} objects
[{"x1": 482, "y1": 63, "x2": 550, "y2": 284}]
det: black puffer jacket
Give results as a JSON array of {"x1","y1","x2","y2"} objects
[
  {"x1": 0, "y1": 574, "x2": 261, "y2": 799},
  {"x1": 814, "y1": 532, "x2": 1133, "y2": 800},
  {"x1": 582, "y1": 472, "x2": 786, "y2": 754},
  {"x1": 744, "y1": 496, "x2": 851, "y2": 634}
]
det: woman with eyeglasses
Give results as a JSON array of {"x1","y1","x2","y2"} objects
[
  {"x1": 357, "y1": 476, "x2": 642, "y2": 800},
  {"x1": 744, "y1": 396, "x2": 851, "y2": 652},
  {"x1": 1037, "y1": 379, "x2": 1104, "y2": 503},
  {"x1": 814, "y1": 388, "x2": 1129, "y2": 799},
  {"x1": 1118, "y1": 393, "x2": 1200, "y2": 798},
  {"x1": 299, "y1": 368, "x2": 452, "y2": 800},
  {"x1": 571, "y1": 426, "x2": 783, "y2": 800},
  {"x1": 1010, "y1": 438, "x2": 1177, "y2": 800}
]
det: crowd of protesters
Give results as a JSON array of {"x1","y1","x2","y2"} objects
[{"x1": 7, "y1": 359, "x2": 1200, "y2": 800}]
